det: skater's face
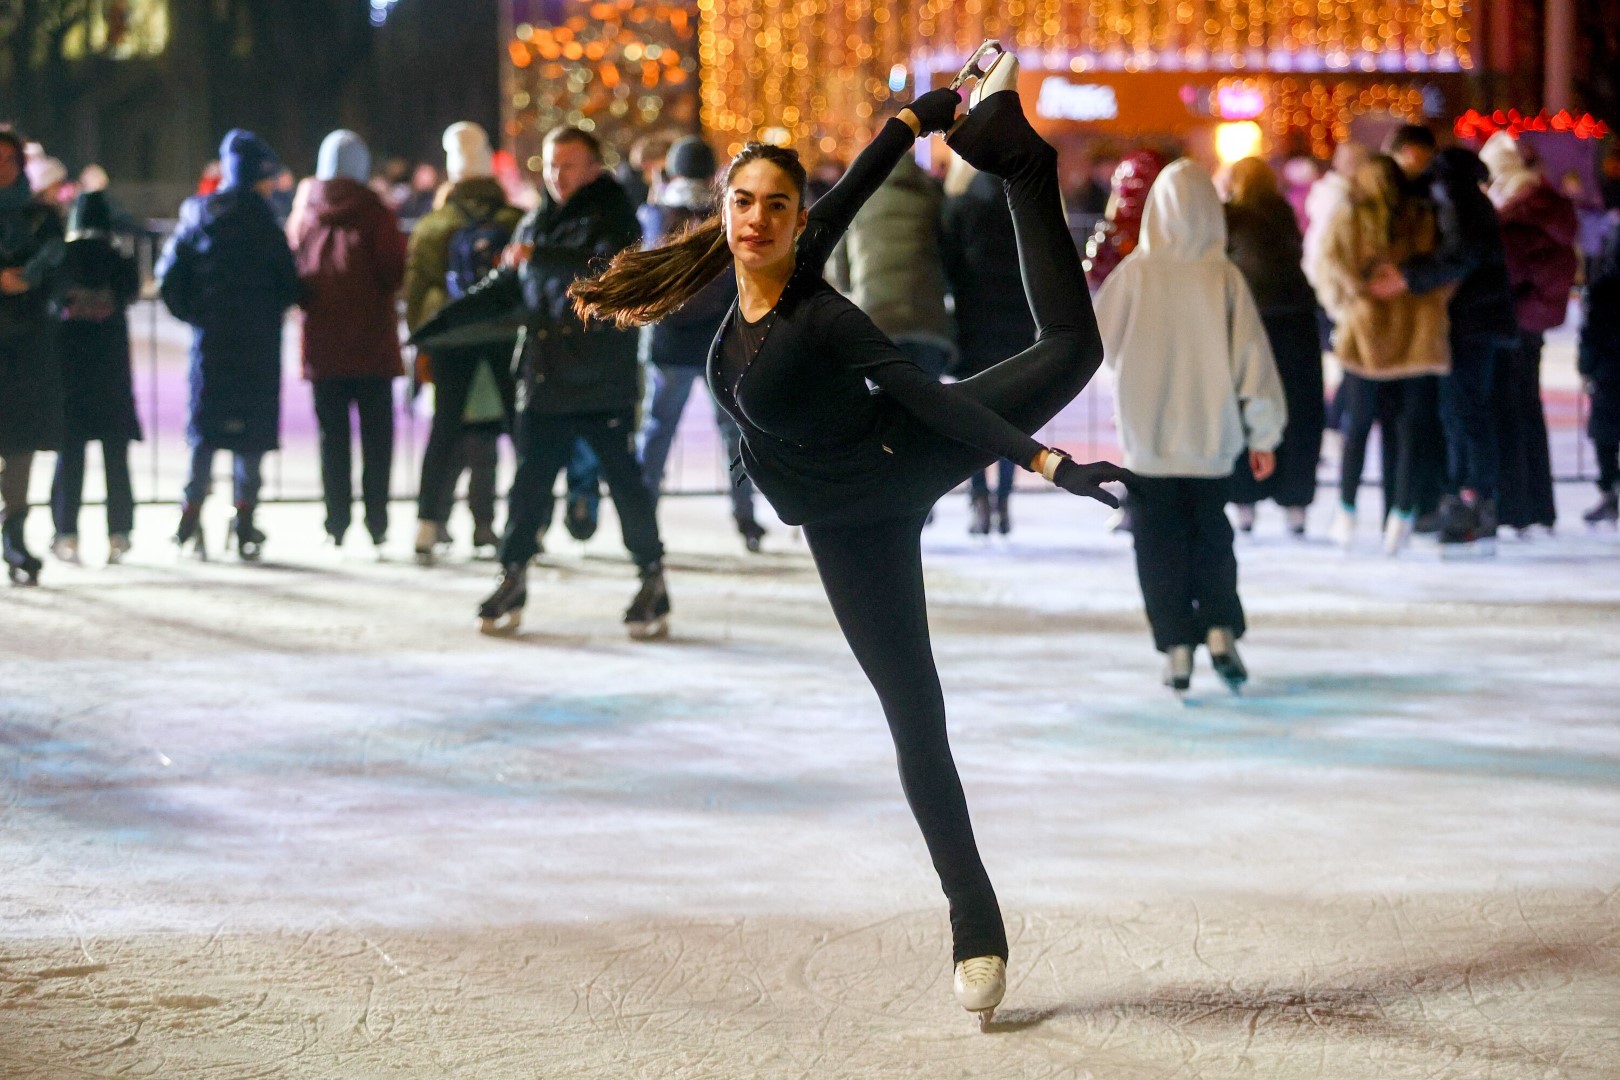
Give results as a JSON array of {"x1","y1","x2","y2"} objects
[{"x1": 724, "y1": 160, "x2": 807, "y2": 273}]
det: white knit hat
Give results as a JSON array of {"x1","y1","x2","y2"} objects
[
  {"x1": 443, "y1": 122, "x2": 493, "y2": 182},
  {"x1": 26, "y1": 154, "x2": 67, "y2": 193}
]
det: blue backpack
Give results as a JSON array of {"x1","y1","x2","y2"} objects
[{"x1": 445, "y1": 201, "x2": 511, "y2": 300}]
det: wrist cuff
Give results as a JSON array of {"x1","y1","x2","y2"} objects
[{"x1": 1040, "y1": 450, "x2": 1068, "y2": 483}]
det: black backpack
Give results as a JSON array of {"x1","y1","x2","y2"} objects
[{"x1": 445, "y1": 200, "x2": 511, "y2": 300}]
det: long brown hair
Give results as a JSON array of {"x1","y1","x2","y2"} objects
[
  {"x1": 570, "y1": 142, "x2": 808, "y2": 328},
  {"x1": 1227, "y1": 156, "x2": 1279, "y2": 208}
]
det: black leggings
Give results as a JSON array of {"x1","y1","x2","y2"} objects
[{"x1": 802, "y1": 107, "x2": 1101, "y2": 963}]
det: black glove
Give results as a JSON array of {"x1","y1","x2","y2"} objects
[
  {"x1": 1053, "y1": 456, "x2": 1134, "y2": 508},
  {"x1": 904, "y1": 87, "x2": 962, "y2": 136}
]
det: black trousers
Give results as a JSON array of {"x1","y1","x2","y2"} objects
[
  {"x1": 1129, "y1": 476, "x2": 1245, "y2": 652},
  {"x1": 1339, "y1": 374, "x2": 1439, "y2": 516},
  {"x1": 1493, "y1": 330, "x2": 1556, "y2": 528},
  {"x1": 802, "y1": 111, "x2": 1101, "y2": 964},
  {"x1": 313, "y1": 377, "x2": 395, "y2": 541},
  {"x1": 499, "y1": 408, "x2": 663, "y2": 570},
  {"x1": 416, "y1": 347, "x2": 514, "y2": 526},
  {"x1": 51, "y1": 439, "x2": 134, "y2": 536},
  {"x1": 1439, "y1": 333, "x2": 1504, "y2": 503},
  {"x1": 0, "y1": 452, "x2": 32, "y2": 521}
]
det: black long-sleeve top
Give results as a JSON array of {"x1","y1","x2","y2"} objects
[{"x1": 707, "y1": 118, "x2": 1044, "y2": 526}]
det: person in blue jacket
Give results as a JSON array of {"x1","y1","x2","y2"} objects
[{"x1": 157, "y1": 129, "x2": 300, "y2": 560}]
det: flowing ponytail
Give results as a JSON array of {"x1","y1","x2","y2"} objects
[
  {"x1": 571, "y1": 141, "x2": 810, "y2": 328},
  {"x1": 570, "y1": 212, "x2": 731, "y2": 328}
]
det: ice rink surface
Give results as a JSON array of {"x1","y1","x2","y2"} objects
[{"x1": 2, "y1": 485, "x2": 1618, "y2": 1078}]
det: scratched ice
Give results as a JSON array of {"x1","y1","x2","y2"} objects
[{"x1": 1, "y1": 319, "x2": 1617, "y2": 1075}]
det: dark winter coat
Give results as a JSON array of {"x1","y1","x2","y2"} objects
[
  {"x1": 403, "y1": 177, "x2": 523, "y2": 332},
  {"x1": 290, "y1": 178, "x2": 407, "y2": 381},
  {"x1": 157, "y1": 187, "x2": 300, "y2": 453},
  {"x1": 1224, "y1": 193, "x2": 1324, "y2": 507},
  {"x1": 827, "y1": 153, "x2": 954, "y2": 355},
  {"x1": 941, "y1": 169, "x2": 1035, "y2": 378},
  {"x1": 1496, "y1": 180, "x2": 1579, "y2": 334},
  {"x1": 638, "y1": 180, "x2": 737, "y2": 370},
  {"x1": 53, "y1": 194, "x2": 142, "y2": 444},
  {"x1": 1223, "y1": 193, "x2": 1317, "y2": 317},
  {"x1": 412, "y1": 173, "x2": 642, "y2": 417},
  {"x1": 0, "y1": 182, "x2": 65, "y2": 455},
  {"x1": 1580, "y1": 217, "x2": 1620, "y2": 446},
  {"x1": 1400, "y1": 149, "x2": 1518, "y2": 346}
]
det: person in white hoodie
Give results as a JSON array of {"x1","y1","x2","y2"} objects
[{"x1": 1095, "y1": 158, "x2": 1287, "y2": 695}]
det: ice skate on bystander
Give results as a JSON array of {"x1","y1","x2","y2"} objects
[
  {"x1": 1207, "y1": 626, "x2": 1248, "y2": 693},
  {"x1": 1163, "y1": 644, "x2": 1194, "y2": 697},
  {"x1": 3, "y1": 514, "x2": 41, "y2": 585},
  {"x1": 228, "y1": 503, "x2": 265, "y2": 562},
  {"x1": 107, "y1": 532, "x2": 131, "y2": 565},
  {"x1": 50, "y1": 534, "x2": 81, "y2": 565},
  {"x1": 969, "y1": 492, "x2": 992, "y2": 536},
  {"x1": 1383, "y1": 509, "x2": 1413, "y2": 556},
  {"x1": 477, "y1": 564, "x2": 526, "y2": 635},
  {"x1": 1584, "y1": 490, "x2": 1618, "y2": 527},
  {"x1": 174, "y1": 503, "x2": 207, "y2": 561},
  {"x1": 623, "y1": 564, "x2": 671, "y2": 640},
  {"x1": 1329, "y1": 503, "x2": 1355, "y2": 550},
  {"x1": 1437, "y1": 492, "x2": 1497, "y2": 559}
]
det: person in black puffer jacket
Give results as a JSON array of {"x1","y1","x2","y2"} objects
[
  {"x1": 412, "y1": 126, "x2": 668, "y2": 638},
  {"x1": 635, "y1": 136, "x2": 766, "y2": 551},
  {"x1": 49, "y1": 190, "x2": 142, "y2": 566},
  {"x1": 0, "y1": 128, "x2": 65, "y2": 585},
  {"x1": 1223, "y1": 156, "x2": 1325, "y2": 537}
]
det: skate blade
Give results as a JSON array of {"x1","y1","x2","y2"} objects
[
  {"x1": 626, "y1": 615, "x2": 669, "y2": 641},
  {"x1": 479, "y1": 610, "x2": 522, "y2": 636},
  {"x1": 974, "y1": 1006, "x2": 996, "y2": 1032},
  {"x1": 949, "y1": 40, "x2": 1004, "y2": 92}
]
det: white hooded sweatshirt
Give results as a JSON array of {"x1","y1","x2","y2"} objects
[{"x1": 1095, "y1": 158, "x2": 1287, "y2": 479}]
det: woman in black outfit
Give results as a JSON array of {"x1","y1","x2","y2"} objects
[{"x1": 572, "y1": 50, "x2": 1128, "y2": 1025}]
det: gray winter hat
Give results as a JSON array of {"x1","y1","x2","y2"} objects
[
  {"x1": 665, "y1": 136, "x2": 717, "y2": 181},
  {"x1": 317, "y1": 130, "x2": 371, "y2": 183}
]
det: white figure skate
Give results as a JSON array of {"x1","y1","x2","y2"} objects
[
  {"x1": 950, "y1": 41, "x2": 1019, "y2": 109},
  {"x1": 953, "y1": 955, "x2": 1006, "y2": 1031}
]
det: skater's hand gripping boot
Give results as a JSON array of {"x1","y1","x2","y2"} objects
[{"x1": 902, "y1": 87, "x2": 962, "y2": 136}]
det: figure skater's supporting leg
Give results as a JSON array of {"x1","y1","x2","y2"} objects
[{"x1": 802, "y1": 512, "x2": 1008, "y2": 966}]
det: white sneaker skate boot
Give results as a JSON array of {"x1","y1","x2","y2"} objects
[
  {"x1": 953, "y1": 955, "x2": 1006, "y2": 1030},
  {"x1": 1383, "y1": 510, "x2": 1413, "y2": 557},
  {"x1": 51, "y1": 534, "x2": 81, "y2": 565},
  {"x1": 1329, "y1": 503, "x2": 1355, "y2": 550},
  {"x1": 1163, "y1": 644, "x2": 1194, "y2": 698}
]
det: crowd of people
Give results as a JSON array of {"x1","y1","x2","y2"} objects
[
  {"x1": 0, "y1": 110, "x2": 1615, "y2": 599},
  {"x1": 3, "y1": 49, "x2": 1619, "y2": 1025}
]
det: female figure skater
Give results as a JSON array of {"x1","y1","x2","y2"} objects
[{"x1": 571, "y1": 45, "x2": 1130, "y2": 1025}]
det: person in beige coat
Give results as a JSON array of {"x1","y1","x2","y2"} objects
[{"x1": 1311, "y1": 155, "x2": 1452, "y2": 553}]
